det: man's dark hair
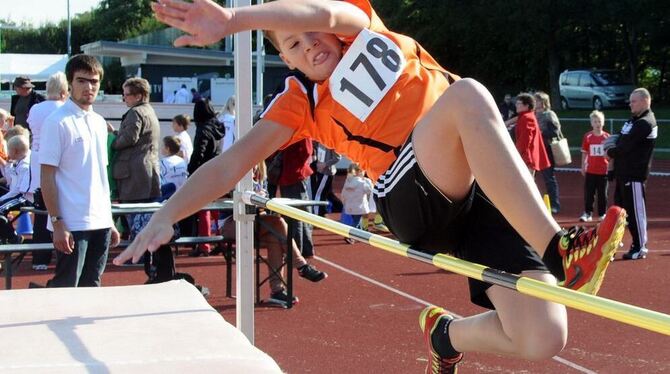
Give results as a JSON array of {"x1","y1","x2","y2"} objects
[
  {"x1": 65, "y1": 54, "x2": 104, "y2": 83},
  {"x1": 516, "y1": 93, "x2": 535, "y2": 110}
]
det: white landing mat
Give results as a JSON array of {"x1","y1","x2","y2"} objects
[{"x1": 0, "y1": 280, "x2": 281, "y2": 373}]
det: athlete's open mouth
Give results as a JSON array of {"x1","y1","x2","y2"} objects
[{"x1": 313, "y1": 51, "x2": 329, "y2": 66}]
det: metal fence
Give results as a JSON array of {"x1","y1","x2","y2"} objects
[
  {"x1": 560, "y1": 117, "x2": 669, "y2": 153},
  {"x1": 558, "y1": 117, "x2": 670, "y2": 176}
]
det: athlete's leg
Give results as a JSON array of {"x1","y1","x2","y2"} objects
[
  {"x1": 413, "y1": 78, "x2": 559, "y2": 253},
  {"x1": 449, "y1": 272, "x2": 567, "y2": 359}
]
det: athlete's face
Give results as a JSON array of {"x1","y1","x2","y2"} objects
[{"x1": 276, "y1": 31, "x2": 343, "y2": 82}]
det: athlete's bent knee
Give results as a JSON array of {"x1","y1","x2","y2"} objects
[
  {"x1": 516, "y1": 323, "x2": 567, "y2": 361},
  {"x1": 443, "y1": 78, "x2": 499, "y2": 125},
  {"x1": 449, "y1": 78, "x2": 489, "y2": 102}
]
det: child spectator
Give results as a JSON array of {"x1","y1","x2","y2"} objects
[
  {"x1": 159, "y1": 136, "x2": 189, "y2": 200},
  {"x1": 0, "y1": 135, "x2": 32, "y2": 243},
  {"x1": 172, "y1": 114, "x2": 193, "y2": 165},
  {"x1": 341, "y1": 163, "x2": 373, "y2": 243},
  {"x1": 5, "y1": 125, "x2": 30, "y2": 141},
  {"x1": 579, "y1": 110, "x2": 610, "y2": 222}
]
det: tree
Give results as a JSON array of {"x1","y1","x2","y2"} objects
[
  {"x1": 90, "y1": 0, "x2": 158, "y2": 41},
  {"x1": 3, "y1": 0, "x2": 668, "y2": 103}
]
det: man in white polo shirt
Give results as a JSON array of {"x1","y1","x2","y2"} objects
[{"x1": 40, "y1": 54, "x2": 120, "y2": 287}]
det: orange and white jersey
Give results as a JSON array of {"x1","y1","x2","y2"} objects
[{"x1": 261, "y1": 0, "x2": 459, "y2": 181}]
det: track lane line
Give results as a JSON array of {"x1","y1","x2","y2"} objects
[{"x1": 315, "y1": 255, "x2": 597, "y2": 374}]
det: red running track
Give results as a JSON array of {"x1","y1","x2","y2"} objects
[{"x1": 6, "y1": 171, "x2": 670, "y2": 373}]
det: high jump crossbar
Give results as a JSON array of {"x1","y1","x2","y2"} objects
[{"x1": 241, "y1": 192, "x2": 670, "y2": 336}]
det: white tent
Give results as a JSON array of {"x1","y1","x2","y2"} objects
[{"x1": 0, "y1": 53, "x2": 68, "y2": 82}]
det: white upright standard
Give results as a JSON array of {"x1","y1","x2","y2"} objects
[{"x1": 234, "y1": 0, "x2": 256, "y2": 343}]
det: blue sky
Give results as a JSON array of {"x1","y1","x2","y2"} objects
[{"x1": 1, "y1": 0, "x2": 102, "y2": 27}]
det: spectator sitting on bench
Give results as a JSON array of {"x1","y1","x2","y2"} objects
[
  {"x1": 0, "y1": 135, "x2": 32, "y2": 244},
  {"x1": 220, "y1": 161, "x2": 327, "y2": 306}
]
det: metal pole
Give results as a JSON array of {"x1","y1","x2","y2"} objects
[
  {"x1": 224, "y1": 0, "x2": 234, "y2": 52},
  {"x1": 0, "y1": 26, "x2": 3, "y2": 89},
  {"x1": 255, "y1": 0, "x2": 264, "y2": 106},
  {"x1": 234, "y1": 0, "x2": 255, "y2": 344},
  {"x1": 67, "y1": 0, "x2": 72, "y2": 56}
]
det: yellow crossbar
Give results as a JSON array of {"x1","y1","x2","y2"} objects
[{"x1": 243, "y1": 193, "x2": 670, "y2": 336}]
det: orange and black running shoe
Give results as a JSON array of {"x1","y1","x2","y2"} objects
[{"x1": 558, "y1": 205, "x2": 626, "y2": 295}]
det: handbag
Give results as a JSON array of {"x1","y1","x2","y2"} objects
[{"x1": 550, "y1": 131, "x2": 572, "y2": 166}]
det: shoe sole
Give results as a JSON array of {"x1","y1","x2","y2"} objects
[{"x1": 579, "y1": 207, "x2": 627, "y2": 295}]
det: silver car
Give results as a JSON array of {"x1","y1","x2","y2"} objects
[{"x1": 559, "y1": 69, "x2": 634, "y2": 110}]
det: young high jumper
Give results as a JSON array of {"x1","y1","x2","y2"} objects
[{"x1": 115, "y1": 1, "x2": 626, "y2": 372}]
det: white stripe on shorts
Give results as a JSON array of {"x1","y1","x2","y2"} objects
[{"x1": 374, "y1": 142, "x2": 416, "y2": 198}]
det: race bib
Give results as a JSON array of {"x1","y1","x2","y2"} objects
[
  {"x1": 590, "y1": 144, "x2": 605, "y2": 156},
  {"x1": 330, "y1": 29, "x2": 406, "y2": 122}
]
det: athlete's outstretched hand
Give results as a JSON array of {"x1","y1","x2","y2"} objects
[
  {"x1": 113, "y1": 216, "x2": 175, "y2": 265},
  {"x1": 151, "y1": 0, "x2": 233, "y2": 47}
]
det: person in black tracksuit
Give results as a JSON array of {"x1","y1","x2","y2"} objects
[{"x1": 606, "y1": 88, "x2": 657, "y2": 260}]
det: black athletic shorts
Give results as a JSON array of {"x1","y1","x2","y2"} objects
[{"x1": 373, "y1": 139, "x2": 547, "y2": 309}]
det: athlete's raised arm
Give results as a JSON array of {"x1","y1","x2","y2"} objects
[{"x1": 152, "y1": 0, "x2": 370, "y2": 47}]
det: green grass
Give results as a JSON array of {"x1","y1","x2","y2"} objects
[{"x1": 556, "y1": 105, "x2": 670, "y2": 153}]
